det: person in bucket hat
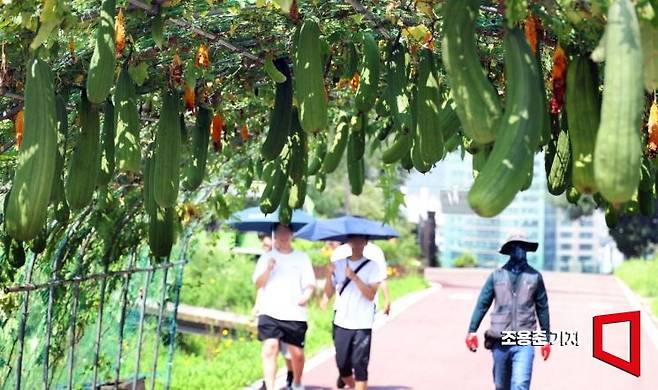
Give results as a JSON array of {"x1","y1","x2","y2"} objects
[{"x1": 465, "y1": 231, "x2": 551, "y2": 390}]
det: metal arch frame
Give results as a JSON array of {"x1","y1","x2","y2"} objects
[{"x1": 1, "y1": 230, "x2": 194, "y2": 390}]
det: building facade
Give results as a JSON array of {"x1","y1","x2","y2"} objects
[
  {"x1": 402, "y1": 151, "x2": 623, "y2": 272},
  {"x1": 547, "y1": 206, "x2": 616, "y2": 273}
]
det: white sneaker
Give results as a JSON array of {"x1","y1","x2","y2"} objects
[{"x1": 290, "y1": 384, "x2": 305, "y2": 390}]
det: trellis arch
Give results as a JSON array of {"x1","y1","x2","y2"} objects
[{"x1": 1, "y1": 0, "x2": 657, "y2": 387}]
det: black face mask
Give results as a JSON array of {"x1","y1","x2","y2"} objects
[{"x1": 507, "y1": 244, "x2": 527, "y2": 272}]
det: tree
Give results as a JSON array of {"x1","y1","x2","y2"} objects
[{"x1": 609, "y1": 202, "x2": 658, "y2": 259}]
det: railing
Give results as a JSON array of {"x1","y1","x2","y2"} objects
[{"x1": 0, "y1": 231, "x2": 193, "y2": 390}]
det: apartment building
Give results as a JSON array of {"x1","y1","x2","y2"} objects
[{"x1": 403, "y1": 151, "x2": 623, "y2": 271}]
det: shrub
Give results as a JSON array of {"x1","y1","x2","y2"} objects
[
  {"x1": 379, "y1": 235, "x2": 421, "y2": 268},
  {"x1": 615, "y1": 258, "x2": 658, "y2": 298},
  {"x1": 180, "y1": 231, "x2": 257, "y2": 315},
  {"x1": 453, "y1": 252, "x2": 477, "y2": 268}
]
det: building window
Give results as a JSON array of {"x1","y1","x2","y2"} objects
[
  {"x1": 580, "y1": 232, "x2": 593, "y2": 239},
  {"x1": 580, "y1": 219, "x2": 594, "y2": 227},
  {"x1": 579, "y1": 244, "x2": 593, "y2": 251},
  {"x1": 560, "y1": 244, "x2": 572, "y2": 250},
  {"x1": 559, "y1": 232, "x2": 572, "y2": 238},
  {"x1": 578, "y1": 256, "x2": 591, "y2": 262},
  {"x1": 560, "y1": 256, "x2": 570, "y2": 262},
  {"x1": 521, "y1": 220, "x2": 538, "y2": 227}
]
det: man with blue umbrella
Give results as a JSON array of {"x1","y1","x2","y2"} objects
[
  {"x1": 296, "y1": 215, "x2": 398, "y2": 390},
  {"x1": 252, "y1": 223, "x2": 315, "y2": 390},
  {"x1": 228, "y1": 207, "x2": 316, "y2": 390},
  {"x1": 324, "y1": 234, "x2": 384, "y2": 390},
  {"x1": 253, "y1": 233, "x2": 295, "y2": 390},
  {"x1": 253, "y1": 224, "x2": 315, "y2": 390}
]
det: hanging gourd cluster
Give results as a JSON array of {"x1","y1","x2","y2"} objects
[{"x1": 4, "y1": 0, "x2": 658, "y2": 262}]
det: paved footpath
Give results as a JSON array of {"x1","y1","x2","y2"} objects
[{"x1": 295, "y1": 268, "x2": 658, "y2": 390}]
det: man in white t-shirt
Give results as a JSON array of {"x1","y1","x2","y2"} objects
[
  {"x1": 252, "y1": 233, "x2": 294, "y2": 390},
  {"x1": 252, "y1": 224, "x2": 316, "y2": 390},
  {"x1": 323, "y1": 235, "x2": 384, "y2": 390},
  {"x1": 328, "y1": 242, "x2": 391, "y2": 315}
]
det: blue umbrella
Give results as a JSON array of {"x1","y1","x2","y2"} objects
[
  {"x1": 294, "y1": 215, "x2": 399, "y2": 242},
  {"x1": 226, "y1": 206, "x2": 315, "y2": 233}
]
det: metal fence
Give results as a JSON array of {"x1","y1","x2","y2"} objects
[{"x1": 0, "y1": 230, "x2": 192, "y2": 390}]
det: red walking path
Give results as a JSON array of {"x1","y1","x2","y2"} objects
[{"x1": 295, "y1": 268, "x2": 658, "y2": 390}]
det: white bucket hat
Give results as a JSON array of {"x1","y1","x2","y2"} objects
[{"x1": 499, "y1": 231, "x2": 538, "y2": 255}]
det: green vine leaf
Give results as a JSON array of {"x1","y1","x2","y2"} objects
[{"x1": 128, "y1": 61, "x2": 149, "y2": 86}]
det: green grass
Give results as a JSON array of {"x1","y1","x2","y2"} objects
[
  {"x1": 168, "y1": 334, "x2": 263, "y2": 389},
  {"x1": 615, "y1": 258, "x2": 658, "y2": 317}
]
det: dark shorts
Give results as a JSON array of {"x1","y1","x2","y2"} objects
[
  {"x1": 257, "y1": 314, "x2": 308, "y2": 348},
  {"x1": 333, "y1": 325, "x2": 372, "y2": 382}
]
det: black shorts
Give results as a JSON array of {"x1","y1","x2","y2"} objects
[
  {"x1": 257, "y1": 314, "x2": 308, "y2": 348},
  {"x1": 333, "y1": 325, "x2": 372, "y2": 382}
]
